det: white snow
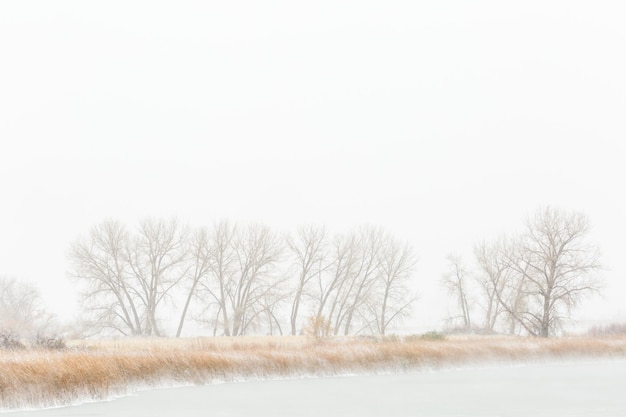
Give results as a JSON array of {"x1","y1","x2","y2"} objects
[{"x1": 4, "y1": 358, "x2": 626, "y2": 416}]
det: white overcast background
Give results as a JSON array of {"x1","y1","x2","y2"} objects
[{"x1": 1, "y1": 1, "x2": 625, "y2": 330}]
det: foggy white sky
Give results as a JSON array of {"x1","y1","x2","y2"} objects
[{"x1": 1, "y1": 1, "x2": 625, "y2": 329}]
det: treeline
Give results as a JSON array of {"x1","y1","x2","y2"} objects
[
  {"x1": 2, "y1": 207, "x2": 602, "y2": 340},
  {"x1": 68, "y1": 220, "x2": 416, "y2": 337},
  {"x1": 443, "y1": 207, "x2": 601, "y2": 337}
]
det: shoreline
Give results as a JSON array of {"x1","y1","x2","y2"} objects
[{"x1": 2, "y1": 335, "x2": 626, "y2": 410}]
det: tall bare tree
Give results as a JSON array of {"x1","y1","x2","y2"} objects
[
  {"x1": 474, "y1": 238, "x2": 525, "y2": 334},
  {"x1": 126, "y1": 218, "x2": 188, "y2": 336},
  {"x1": 475, "y1": 240, "x2": 503, "y2": 332},
  {"x1": 176, "y1": 226, "x2": 212, "y2": 337},
  {"x1": 69, "y1": 218, "x2": 188, "y2": 336},
  {"x1": 196, "y1": 221, "x2": 284, "y2": 336},
  {"x1": 370, "y1": 236, "x2": 416, "y2": 335},
  {"x1": 508, "y1": 207, "x2": 601, "y2": 337},
  {"x1": 333, "y1": 227, "x2": 383, "y2": 335},
  {"x1": 314, "y1": 231, "x2": 362, "y2": 335},
  {"x1": 196, "y1": 220, "x2": 237, "y2": 335},
  {"x1": 442, "y1": 254, "x2": 472, "y2": 330},
  {"x1": 473, "y1": 208, "x2": 601, "y2": 337},
  {"x1": 229, "y1": 223, "x2": 283, "y2": 335},
  {"x1": 286, "y1": 225, "x2": 328, "y2": 335},
  {"x1": 311, "y1": 226, "x2": 417, "y2": 336},
  {"x1": 68, "y1": 220, "x2": 143, "y2": 336}
]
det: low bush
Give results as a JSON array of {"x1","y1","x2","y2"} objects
[
  {"x1": 0, "y1": 331, "x2": 67, "y2": 351},
  {"x1": 405, "y1": 331, "x2": 447, "y2": 341},
  {"x1": 587, "y1": 323, "x2": 626, "y2": 337},
  {"x1": 0, "y1": 332, "x2": 25, "y2": 350},
  {"x1": 304, "y1": 315, "x2": 331, "y2": 341},
  {"x1": 33, "y1": 334, "x2": 67, "y2": 350}
]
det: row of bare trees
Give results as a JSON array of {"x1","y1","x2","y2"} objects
[
  {"x1": 443, "y1": 207, "x2": 601, "y2": 337},
  {"x1": 68, "y1": 220, "x2": 417, "y2": 337}
]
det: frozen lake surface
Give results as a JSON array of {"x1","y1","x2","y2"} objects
[{"x1": 5, "y1": 359, "x2": 626, "y2": 417}]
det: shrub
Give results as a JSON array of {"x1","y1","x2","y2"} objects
[
  {"x1": 33, "y1": 333, "x2": 67, "y2": 350},
  {"x1": 587, "y1": 323, "x2": 626, "y2": 337},
  {"x1": 304, "y1": 315, "x2": 331, "y2": 341},
  {"x1": 0, "y1": 331, "x2": 25, "y2": 349},
  {"x1": 405, "y1": 331, "x2": 447, "y2": 342}
]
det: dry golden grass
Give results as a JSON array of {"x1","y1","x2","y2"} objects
[{"x1": 2, "y1": 334, "x2": 626, "y2": 409}]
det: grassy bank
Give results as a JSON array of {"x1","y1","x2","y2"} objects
[{"x1": 2, "y1": 335, "x2": 626, "y2": 409}]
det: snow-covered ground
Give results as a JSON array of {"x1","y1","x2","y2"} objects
[{"x1": 5, "y1": 358, "x2": 626, "y2": 416}]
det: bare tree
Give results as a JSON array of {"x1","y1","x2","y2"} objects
[
  {"x1": 312, "y1": 226, "x2": 417, "y2": 336},
  {"x1": 196, "y1": 220, "x2": 237, "y2": 335},
  {"x1": 69, "y1": 218, "x2": 189, "y2": 336},
  {"x1": 176, "y1": 226, "x2": 212, "y2": 337},
  {"x1": 259, "y1": 287, "x2": 287, "y2": 336},
  {"x1": 314, "y1": 231, "x2": 363, "y2": 335},
  {"x1": 196, "y1": 221, "x2": 284, "y2": 336},
  {"x1": 370, "y1": 236, "x2": 416, "y2": 335},
  {"x1": 68, "y1": 220, "x2": 143, "y2": 336},
  {"x1": 474, "y1": 208, "x2": 601, "y2": 337},
  {"x1": 474, "y1": 242, "x2": 497, "y2": 332},
  {"x1": 126, "y1": 218, "x2": 188, "y2": 336},
  {"x1": 286, "y1": 225, "x2": 328, "y2": 335},
  {"x1": 507, "y1": 207, "x2": 601, "y2": 337},
  {"x1": 333, "y1": 227, "x2": 383, "y2": 335},
  {"x1": 442, "y1": 254, "x2": 472, "y2": 330},
  {"x1": 474, "y1": 238, "x2": 525, "y2": 334},
  {"x1": 0, "y1": 276, "x2": 51, "y2": 338},
  {"x1": 229, "y1": 223, "x2": 283, "y2": 335}
]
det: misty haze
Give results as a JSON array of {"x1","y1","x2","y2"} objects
[{"x1": 2, "y1": 1, "x2": 626, "y2": 416}]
